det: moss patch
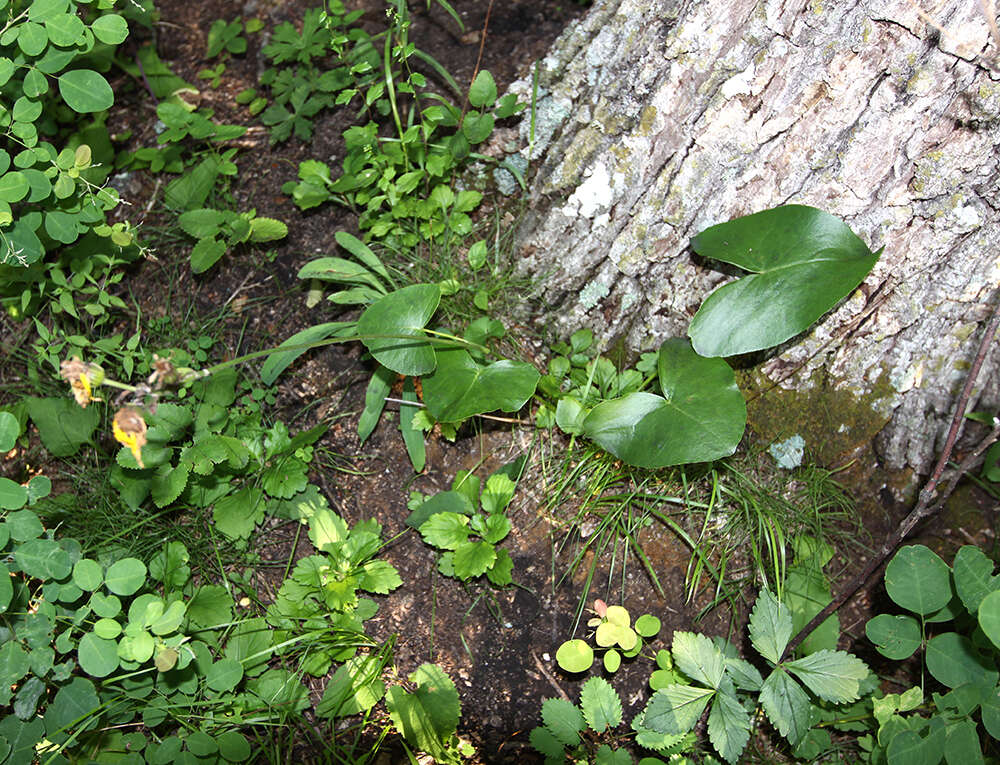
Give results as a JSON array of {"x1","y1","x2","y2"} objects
[{"x1": 743, "y1": 369, "x2": 894, "y2": 467}]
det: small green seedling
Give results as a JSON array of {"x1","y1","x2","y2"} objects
[
  {"x1": 177, "y1": 208, "x2": 288, "y2": 273},
  {"x1": 556, "y1": 601, "x2": 661, "y2": 674}
]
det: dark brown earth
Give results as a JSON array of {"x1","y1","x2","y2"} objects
[{"x1": 8, "y1": 0, "x2": 998, "y2": 762}]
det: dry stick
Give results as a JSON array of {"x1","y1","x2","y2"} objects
[{"x1": 782, "y1": 294, "x2": 1000, "y2": 660}]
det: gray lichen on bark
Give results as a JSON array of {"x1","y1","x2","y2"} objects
[{"x1": 509, "y1": 0, "x2": 1000, "y2": 477}]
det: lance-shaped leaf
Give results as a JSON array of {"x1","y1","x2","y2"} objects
[
  {"x1": 357, "y1": 284, "x2": 440, "y2": 376},
  {"x1": 260, "y1": 322, "x2": 356, "y2": 385},
  {"x1": 421, "y1": 347, "x2": 539, "y2": 423},
  {"x1": 689, "y1": 205, "x2": 880, "y2": 357},
  {"x1": 582, "y1": 339, "x2": 745, "y2": 468}
]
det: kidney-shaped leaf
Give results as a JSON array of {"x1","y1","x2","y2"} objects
[
  {"x1": 422, "y1": 347, "x2": 540, "y2": 423},
  {"x1": 582, "y1": 339, "x2": 745, "y2": 468},
  {"x1": 688, "y1": 205, "x2": 880, "y2": 357},
  {"x1": 357, "y1": 284, "x2": 440, "y2": 375}
]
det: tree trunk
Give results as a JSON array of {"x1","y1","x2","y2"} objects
[{"x1": 506, "y1": 0, "x2": 1000, "y2": 480}]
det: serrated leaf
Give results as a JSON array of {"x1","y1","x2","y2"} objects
[
  {"x1": 640, "y1": 685, "x2": 713, "y2": 734},
  {"x1": 541, "y1": 697, "x2": 584, "y2": 747},
  {"x1": 452, "y1": 540, "x2": 496, "y2": 579},
  {"x1": 580, "y1": 676, "x2": 622, "y2": 733},
  {"x1": 177, "y1": 208, "x2": 227, "y2": 238},
  {"x1": 189, "y1": 237, "x2": 228, "y2": 273},
  {"x1": 249, "y1": 216, "x2": 288, "y2": 242},
  {"x1": 725, "y1": 657, "x2": 763, "y2": 691},
  {"x1": 708, "y1": 690, "x2": 750, "y2": 763},
  {"x1": 529, "y1": 726, "x2": 565, "y2": 759},
  {"x1": 759, "y1": 669, "x2": 811, "y2": 745},
  {"x1": 419, "y1": 512, "x2": 469, "y2": 550},
  {"x1": 784, "y1": 649, "x2": 869, "y2": 703},
  {"x1": 150, "y1": 461, "x2": 189, "y2": 508},
  {"x1": 672, "y1": 631, "x2": 726, "y2": 689},
  {"x1": 749, "y1": 589, "x2": 792, "y2": 665},
  {"x1": 485, "y1": 547, "x2": 513, "y2": 586},
  {"x1": 358, "y1": 559, "x2": 402, "y2": 594},
  {"x1": 212, "y1": 487, "x2": 265, "y2": 540}
]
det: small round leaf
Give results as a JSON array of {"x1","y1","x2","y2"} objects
[
  {"x1": 206, "y1": 657, "x2": 244, "y2": 692},
  {"x1": 77, "y1": 632, "x2": 119, "y2": 677},
  {"x1": 555, "y1": 639, "x2": 594, "y2": 673},
  {"x1": 105, "y1": 558, "x2": 146, "y2": 596},
  {"x1": 978, "y1": 589, "x2": 1000, "y2": 650}
]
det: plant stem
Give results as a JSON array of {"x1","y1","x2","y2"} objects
[{"x1": 782, "y1": 292, "x2": 1000, "y2": 659}]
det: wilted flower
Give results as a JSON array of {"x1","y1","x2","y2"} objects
[
  {"x1": 112, "y1": 407, "x2": 147, "y2": 468},
  {"x1": 148, "y1": 354, "x2": 179, "y2": 389},
  {"x1": 59, "y1": 358, "x2": 105, "y2": 408}
]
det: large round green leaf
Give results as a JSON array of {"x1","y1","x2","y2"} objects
[
  {"x1": 582, "y1": 339, "x2": 746, "y2": 468},
  {"x1": 688, "y1": 205, "x2": 880, "y2": 357},
  {"x1": 422, "y1": 347, "x2": 539, "y2": 423},
  {"x1": 865, "y1": 614, "x2": 921, "y2": 660},
  {"x1": 357, "y1": 284, "x2": 440, "y2": 375},
  {"x1": 884, "y1": 545, "x2": 953, "y2": 616},
  {"x1": 978, "y1": 589, "x2": 1000, "y2": 651},
  {"x1": 77, "y1": 632, "x2": 119, "y2": 677},
  {"x1": 555, "y1": 639, "x2": 594, "y2": 673},
  {"x1": 57, "y1": 70, "x2": 114, "y2": 113},
  {"x1": 104, "y1": 558, "x2": 146, "y2": 596},
  {"x1": 925, "y1": 632, "x2": 997, "y2": 689}
]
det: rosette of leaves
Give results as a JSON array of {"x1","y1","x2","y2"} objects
[
  {"x1": 863, "y1": 544, "x2": 1000, "y2": 764},
  {"x1": 265, "y1": 505, "x2": 401, "y2": 677},
  {"x1": 555, "y1": 601, "x2": 661, "y2": 674},
  {"x1": 406, "y1": 468, "x2": 518, "y2": 586},
  {"x1": 177, "y1": 207, "x2": 288, "y2": 273},
  {"x1": 637, "y1": 590, "x2": 869, "y2": 763}
]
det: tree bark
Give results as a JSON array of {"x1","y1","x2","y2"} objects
[{"x1": 506, "y1": 0, "x2": 1000, "y2": 479}]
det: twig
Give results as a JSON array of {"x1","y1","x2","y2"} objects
[
  {"x1": 462, "y1": 0, "x2": 494, "y2": 119},
  {"x1": 782, "y1": 293, "x2": 1000, "y2": 659},
  {"x1": 531, "y1": 650, "x2": 571, "y2": 702}
]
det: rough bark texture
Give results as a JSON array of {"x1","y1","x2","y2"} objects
[{"x1": 505, "y1": 0, "x2": 1000, "y2": 480}]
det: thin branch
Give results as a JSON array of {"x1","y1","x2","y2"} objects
[{"x1": 782, "y1": 292, "x2": 1000, "y2": 659}]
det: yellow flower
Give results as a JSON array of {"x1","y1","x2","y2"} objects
[
  {"x1": 113, "y1": 407, "x2": 147, "y2": 468},
  {"x1": 59, "y1": 358, "x2": 105, "y2": 408}
]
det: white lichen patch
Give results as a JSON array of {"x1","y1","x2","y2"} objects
[
  {"x1": 890, "y1": 361, "x2": 925, "y2": 393},
  {"x1": 578, "y1": 280, "x2": 610, "y2": 310},
  {"x1": 769, "y1": 435, "x2": 805, "y2": 469},
  {"x1": 561, "y1": 161, "x2": 614, "y2": 220},
  {"x1": 720, "y1": 62, "x2": 756, "y2": 98}
]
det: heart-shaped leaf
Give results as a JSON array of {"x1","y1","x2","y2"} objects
[
  {"x1": 357, "y1": 284, "x2": 440, "y2": 375},
  {"x1": 688, "y1": 205, "x2": 880, "y2": 357},
  {"x1": 582, "y1": 339, "x2": 745, "y2": 468},
  {"x1": 421, "y1": 347, "x2": 540, "y2": 423}
]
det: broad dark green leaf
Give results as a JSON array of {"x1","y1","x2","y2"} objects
[
  {"x1": 953, "y1": 545, "x2": 1000, "y2": 613},
  {"x1": 44, "y1": 677, "x2": 99, "y2": 744},
  {"x1": 58, "y1": 70, "x2": 114, "y2": 112},
  {"x1": 979, "y1": 590, "x2": 1000, "y2": 650},
  {"x1": 926, "y1": 632, "x2": 998, "y2": 689},
  {"x1": 386, "y1": 664, "x2": 460, "y2": 759},
  {"x1": 26, "y1": 396, "x2": 99, "y2": 457},
  {"x1": 582, "y1": 339, "x2": 745, "y2": 468},
  {"x1": 759, "y1": 669, "x2": 810, "y2": 745},
  {"x1": 422, "y1": 347, "x2": 540, "y2": 423},
  {"x1": 866, "y1": 613, "x2": 922, "y2": 660},
  {"x1": 885, "y1": 545, "x2": 953, "y2": 616},
  {"x1": 708, "y1": 690, "x2": 750, "y2": 764},
  {"x1": 357, "y1": 284, "x2": 440, "y2": 375},
  {"x1": 689, "y1": 205, "x2": 880, "y2": 356},
  {"x1": 468, "y1": 70, "x2": 497, "y2": 108}
]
